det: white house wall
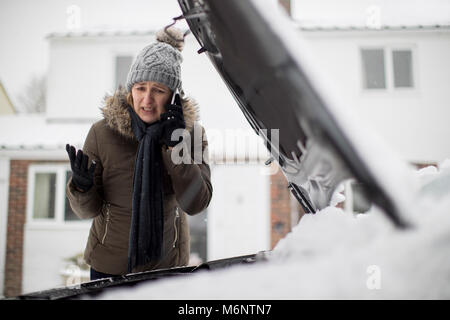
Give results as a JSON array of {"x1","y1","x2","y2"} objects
[
  {"x1": 301, "y1": 29, "x2": 450, "y2": 163},
  {"x1": 22, "y1": 224, "x2": 91, "y2": 293},
  {"x1": 181, "y1": 37, "x2": 252, "y2": 132},
  {"x1": 179, "y1": 36, "x2": 268, "y2": 161},
  {"x1": 46, "y1": 35, "x2": 155, "y2": 120},
  {"x1": 207, "y1": 164, "x2": 271, "y2": 261},
  {"x1": 46, "y1": 34, "x2": 253, "y2": 128}
]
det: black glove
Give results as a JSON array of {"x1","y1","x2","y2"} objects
[
  {"x1": 66, "y1": 144, "x2": 97, "y2": 192},
  {"x1": 159, "y1": 94, "x2": 186, "y2": 147}
]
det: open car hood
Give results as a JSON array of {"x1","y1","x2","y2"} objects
[{"x1": 179, "y1": 0, "x2": 416, "y2": 228}]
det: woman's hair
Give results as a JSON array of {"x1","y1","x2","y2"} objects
[{"x1": 126, "y1": 91, "x2": 134, "y2": 108}]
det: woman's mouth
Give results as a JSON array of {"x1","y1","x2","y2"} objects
[{"x1": 141, "y1": 107, "x2": 154, "y2": 114}]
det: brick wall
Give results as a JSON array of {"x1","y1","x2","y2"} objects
[
  {"x1": 4, "y1": 160, "x2": 32, "y2": 297},
  {"x1": 270, "y1": 164, "x2": 305, "y2": 249},
  {"x1": 3, "y1": 159, "x2": 66, "y2": 297}
]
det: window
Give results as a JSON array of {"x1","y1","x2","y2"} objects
[
  {"x1": 350, "y1": 182, "x2": 371, "y2": 213},
  {"x1": 32, "y1": 173, "x2": 56, "y2": 219},
  {"x1": 27, "y1": 164, "x2": 82, "y2": 224},
  {"x1": 188, "y1": 210, "x2": 207, "y2": 264},
  {"x1": 361, "y1": 47, "x2": 414, "y2": 90},
  {"x1": 392, "y1": 50, "x2": 413, "y2": 88},
  {"x1": 361, "y1": 49, "x2": 386, "y2": 89},
  {"x1": 343, "y1": 180, "x2": 372, "y2": 214},
  {"x1": 115, "y1": 55, "x2": 133, "y2": 89}
]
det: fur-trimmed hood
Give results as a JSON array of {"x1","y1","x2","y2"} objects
[{"x1": 100, "y1": 88, "x2": 200, "y2": 140}]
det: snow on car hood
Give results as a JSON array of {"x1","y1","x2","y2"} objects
[{"x1": 97, "y1": 160, "x2": 450, "y2": 299}]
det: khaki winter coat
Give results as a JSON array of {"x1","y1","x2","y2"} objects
[{"x1": 66, "y1": 89, "x2": 212, "y2": 275}]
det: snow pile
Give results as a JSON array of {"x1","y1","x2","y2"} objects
[{"x1": 97, "y1": 161, "x2": 450, "y2": 299}]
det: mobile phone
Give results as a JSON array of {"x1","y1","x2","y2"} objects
[{"x1": 171, "y1": 88, "x2": 179, "y2": 105}]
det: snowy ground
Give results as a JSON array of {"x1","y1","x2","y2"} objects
[{"x1": 96, "y1": 160, "x2": 450, "y2": 300}]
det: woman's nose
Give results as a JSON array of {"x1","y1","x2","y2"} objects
[{"x1": 142, "y1": 91, "x2": 154, "y2": 105}]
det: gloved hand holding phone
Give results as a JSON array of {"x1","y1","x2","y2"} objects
[{"x1": 159, "y1": 90, "x2": 186, "y2": 148}]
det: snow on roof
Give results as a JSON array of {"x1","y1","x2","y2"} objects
[
  {"x1": 0, "y1": 114, "x2": 95, "y2": 152},
  {"x1": 0, "y1": 114, "x2": 268, "y2": 162},
  {"x1": 45, "y1": 29, "x2": 157, "y2": 39},
  {"x1": 45, "y1": 23, "x2": 450, "y2": 40},
  {"x1": 296, "y1": 23, "x2": 450, "y2": 32}
]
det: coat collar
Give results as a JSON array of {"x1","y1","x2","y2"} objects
[{"x1": 100, "y1": 88, "x2": 200, "y2": 140}]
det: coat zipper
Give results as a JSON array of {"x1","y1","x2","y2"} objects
[
  {"x1": 173, "y1": 207, "x2": 180, "y2": 248},
  {"x1": 102, "y1": 202, "x2": 111, "y2": 244}
]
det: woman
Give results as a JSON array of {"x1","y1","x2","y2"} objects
[{"x1": 65, "y1": 27, "x2": 212, "y2": 280}]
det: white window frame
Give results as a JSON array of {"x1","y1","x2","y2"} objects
[
  {"x1": 360, "y1": 45, "x2": 418, "y2": 93},
  {"x1": 26, "y1": 163, "x2": 90, "y2": 228}
]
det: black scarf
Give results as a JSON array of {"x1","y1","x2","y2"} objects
[{"x1": 127, "y1": 106, "x2": 164, "y2": 273}]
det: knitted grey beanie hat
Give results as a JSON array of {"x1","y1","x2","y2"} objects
[{"x1": 126, "y1": 26, "x2": 184, "y2": 92}]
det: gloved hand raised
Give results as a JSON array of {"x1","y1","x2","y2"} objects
[
  {"x1": 66, "y1": 144, "x2": 97, "y2": 192},
  {"x1": 159, "y1": 93, "x2": 186, "y2": 148}
]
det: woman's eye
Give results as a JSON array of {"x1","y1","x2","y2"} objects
[{"x1": 136, "y1": 87, "x2": 145, "y2": 91}]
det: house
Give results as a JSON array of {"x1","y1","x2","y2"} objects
[{"x1": 297, "y1": 23, "x2": 450, "y2": 210}]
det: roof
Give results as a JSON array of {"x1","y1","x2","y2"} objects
[
  {"x1": 295, "y1": 23, "x2": 450, "y2": 32},
  {"x1": 0, "y1": 114, "x2": 269, "y2": 162},
  {"x1": 44, "y1": 23, "x2": 450, "y2": 40},
  {"x1": 45, "y1": 29, "x2": 158, "y2": 39},
  {"x1": 0, "y1": 114, "x2": 94, "y2": 153}
]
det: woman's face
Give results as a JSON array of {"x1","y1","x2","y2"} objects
[{"x1": 131, "y1": 81, "x2": 172, "y2": 124}]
